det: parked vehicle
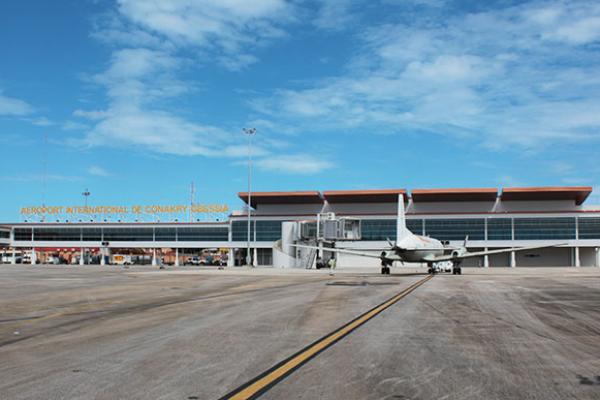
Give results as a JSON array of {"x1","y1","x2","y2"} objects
[
  {"x1": 112, "y1": 254, "x2": 133, "y2": 265},
  {"x1": 1, "y1": 254, "x2": 23, "y2": 264},
  {"x1": 185, "y1": 256, "x2": 202, "y2": 265}
]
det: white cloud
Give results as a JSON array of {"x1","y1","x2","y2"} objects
[
  {"x1": 62, "y1": 120, "x2": 90, "y2": 131},
  {"x1": 83, "y1": 108, "x2": 228, "y2": 156},
  {"x1": 77, "y1": 0, "x2": 301, "y2": 159},
  {"x1": 0, "y1": 91, "x2": 33, "y2": 116},
  {"x1": 313, "y1": 0, "x2": 356, "y2": 31},
  {"x1": 88, "y1": 165, "x2": 111, "y2": 177},
  {"x1": 253, "y1": 0, "x2": 600, "y2": 148},
  {"x1": 73, "y1": 109, "x2": 111, "y2": 120},
  {"x1": 30, "y1": 117, "x2": 53, "y2": 126},
  {"x1": 255, "y1": 154, "x2": 333, "y2": 174},
  {"x1": 109, "y1": 0, "x2": 293, "y2": 69},
  {"x1": 0, "y1": 174, "x2": 81, "y2": 182}
]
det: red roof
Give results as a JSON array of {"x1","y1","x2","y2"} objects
[
  {"x1": 501, "y1": 186, "x2": 592, "y2": 205},
  {"x1": 411, "y1": 188, "x2": 498, "y2": 202},
  {"x1": 238, "y1": 191, "x2": 322, "y2": 208},
  {"x1": 323, "y1": 189, "x2": 407, "y2": 203}
]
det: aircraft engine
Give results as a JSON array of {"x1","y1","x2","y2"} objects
[{"x1": 451, "y1": 248, "x2": 467, "y2": 258}]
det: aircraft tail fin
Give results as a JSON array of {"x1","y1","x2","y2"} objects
[{"x1": 396, "y1": 193, "x2": 409, "y2": 243}]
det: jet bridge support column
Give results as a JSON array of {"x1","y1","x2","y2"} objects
[
  {"x1": 175, "y1": 248, "x2": 179, "y2": 267},
  {"x1": 11, "y1": 248, "x2": 16, "y2": 265},
  {"x1": 484, "y1": 249, "x2": 489, "y2": 268},
  {"x1": 510, "y1": 251, "x2": 516, "y2": 268},
  {"x1": 596, "y1": 247, "x2": 600, "y2": 267}
]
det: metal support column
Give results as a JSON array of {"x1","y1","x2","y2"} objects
[
  {"x1": 510, "y1": 251, "x2": 516, "y2": 268},
  {"x1": 574, "y1": 247, "x2": 581, "y2": 267},
  {"x1": 175, "y1": 248, "x2": 179, "y2": 267},
  {"x1": 11, "y1": 248, "x2": 16, "y2": 265},
  {"x1": 484, "y1": 248, "x2": 490, "y2": 268},
  {"x1": 228, "y1": 248, "x2": 234, "y2": 267}
]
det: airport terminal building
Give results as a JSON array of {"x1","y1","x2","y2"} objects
[{"x1": 1, "y1": 186, "x2": 600, "y2": 268}]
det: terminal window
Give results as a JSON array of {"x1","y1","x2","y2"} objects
[
  {"x1": 424, "y1": 219, "x2": 485, "y2": 241},
  {"x1": 155, "y1": 227, "x2": 176, "y2": 241},
  {"x1": 14, "y1": 228, "x2": 32, "y2": 241},
  {"x1": 102, "y1": 228, "x2": 154, "y2": 241},
  {"x1": 255, "y1": 221, "x2": 282, "y2": 241},
  {"x1": 177, "y1": 227, "x2": 228, "y2": 241},
  {"x1": 514, "y1": 217, "x2": 576, "y2": 240},
  {"x1": 487, "y1": 218, "x2": 512, "y2": 240},
  {"x1": 361, "y1": 219, "x2": 396, "y2": 241},
  {"x1": 34, "y1": 228, "x2": 81, "y2": 241},
  {"x1": 360, "y1": 219, "x2": 423, "y2": 240},
  {"x1": 578, "y1": 217, "x2": 600, "y2": 239},
  {"x1": 231, "y1": 221, "x2": 255, "y2": 241}
]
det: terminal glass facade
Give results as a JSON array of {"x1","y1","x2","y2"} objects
[
  {"x1": 34, "y1": 228, "x2": 81, "y2": 241},
  {"x1": 578, "y1": 217, "x2": 600, "y2": 239},
  {"x1": 82, "y1": 228, "x2": 102, "y2": 241},
  {"x1": 0, "y1": 230, "x2": 9, "y2": 239},
  {"x1": 154, "y1": 227, "x2": 176, "y2": 241},
  {"x1": 103, "y1": 228, "x2": 154, "y2": 241},
  {"x1": 407, "y1": 219, "x2": 424, "y2": 235},
  {"x1": 177, "y1": 227, "x2": 228, "y2": 241},
  {"x1": 232, "y1": 221, "x2": 255, "y2": 241},
  {"x1": 361, "y1": 219, "x2": 396, "y2": 241},
  {"x1": 14, "y1": 228, "x2": 32, "y2": 241},
  {"x1": 487, "y1": 218, "x2": 512, "y2": 240},
  {"x1": 514, "y1": 217, "x2": 576, "y2": 240},
  {"x1": 424, "y1": 219, "x2": 485, "y2": 241},
  {"x1": 255, "y1": 221, "x2": 282, "y2": 241}
]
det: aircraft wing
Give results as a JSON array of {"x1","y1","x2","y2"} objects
[
  {"x1": 289, "y1": 244, "x2": 384, "y2": 259},
  {"x1": 430, "y1": 243, "x2": 567, "y2": 262}
]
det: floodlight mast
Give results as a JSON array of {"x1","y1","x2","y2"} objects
[
  {"x1": 243, "y1": 127, "x2": 256, "y2": 267},
  {"x1": 82, "y1": 189, "x2": 91, "y2": 209}
]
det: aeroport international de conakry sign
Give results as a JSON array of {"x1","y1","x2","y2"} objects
[{"x1": 20, "y1": 204, "x2": 229, "y2": 215}]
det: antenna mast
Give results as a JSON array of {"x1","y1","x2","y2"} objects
[{"x1": 190, "y1": 182, "x2": 196, "y2": 222}]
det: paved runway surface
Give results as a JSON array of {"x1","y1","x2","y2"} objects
[{"x1": 1, "y1": 265, "x2": 600, "y2": 399}]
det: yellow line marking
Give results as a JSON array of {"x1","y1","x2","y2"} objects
[{"x1": 222, "y1": 274, "x2": 433, "y2": 400}]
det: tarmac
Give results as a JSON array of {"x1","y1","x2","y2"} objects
[{"x1": 1, "y1": 264, "x2": 600, "y2": 399}]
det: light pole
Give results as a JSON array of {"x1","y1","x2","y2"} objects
[
  {"x1": 82, "y1": 189, "x2": 91, "y2": 209},
  {"x1": 243, "y1": 127, "x2": 256, "y2": 267},
  {"x1": 81, "y1": 189, "x2": 90, "y2": 266}
]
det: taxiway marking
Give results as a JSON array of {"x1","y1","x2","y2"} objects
[{"x1": 219, "y1": 274, "x2": 433, "y2": 400}]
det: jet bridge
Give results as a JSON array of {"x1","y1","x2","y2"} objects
[{"x1": 273, "y1": 213, "x2": 361, "y2": 268}]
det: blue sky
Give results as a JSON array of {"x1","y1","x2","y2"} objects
[{"x1": 1, "y1": 0, "x2": 600, "y2": 221}]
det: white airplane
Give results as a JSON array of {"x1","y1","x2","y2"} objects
[{"x1": 293, "y1": 194, "x2": 565, "y2": 275}]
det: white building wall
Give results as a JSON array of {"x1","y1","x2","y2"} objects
[
  {"x1": 515, "y1": 247, "x2": 571, "y2": 267},
  {"x1": 580, "y1": 247, "x2": 598, "y2": 267}
]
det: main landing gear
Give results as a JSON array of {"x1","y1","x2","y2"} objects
[
  {"x1": 452, "y1": 261, "x2": 462, "y2": 275},
  {"x1": 427, "y1": 262, "x2": 435, "y2": 275},
  {"x1": 381, "y1": 252, "x2": 391, "y2": 275}
]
